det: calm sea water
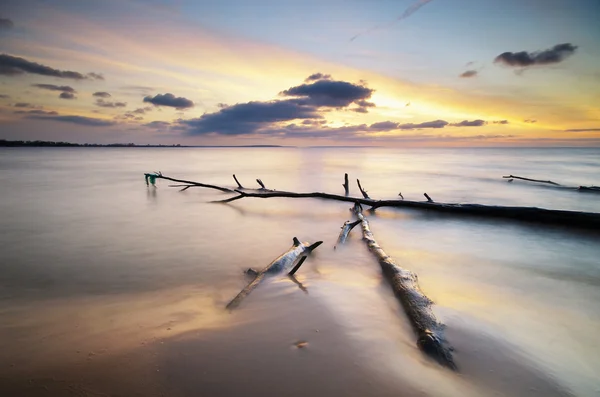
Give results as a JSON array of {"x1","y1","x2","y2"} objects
[{"x1": 0, "y1": 147, "x2": 599, "y2": 396}]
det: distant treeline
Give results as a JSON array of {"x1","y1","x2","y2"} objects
[
  {"x1": 0, "y1": 140, "x2": 181, "y2": 147},
  {"x1": 0, "y1": 140, "x2": 285, "y2": 148}
]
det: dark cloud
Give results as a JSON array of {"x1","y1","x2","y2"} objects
[
  {"x1": 450, "y1": 119, "x2": 486, "y2": 127},
  {"x1": 524, "y1": 119, "x2": 537, "y2": 123},
  {"x1": 14, "y1": 109, "x2": 58, "y2": 116},
  {"x1": 86, "y1": 72, "x2": 104, "y2": 81},
  {"x1": 143, "y1": 93, "x2": 194, "y2": 109},
  {"x1": 95, "y1": 98, "x2": 127, "y2": 108},
  {"x1": 356, "y1": 99, "x2": 375, "y2": 108},
  {"x1": 13, "y1": 102, "x2": 33, "y2": 108},
  {"x1": 305, "y1": 73, "x2": 331, "y2": 82},
  {"x1": 369, "y1": 121, "x2": 399, "y2": 131},
  {"x1": 398, "y1": 120, "x2": 449, "y2": 130},
  {"x1": 281, "y1": 79, "x2": 374, "y2": 108},
  {"x1": 494, "y1": 43, "x2": 577, "y2": 68},
  {"x1": 32, "y1": 84, "x2": 76, "y2": 93},
  {"x1": 0, "y1": 54, "x2": 100, "y2": 79},
  {"x1": 93, "y1": 91, "x2": 111, "y2": 98},
  {"x1": 181, "y1": 99, "x2": 320, "y2": 135},
  {"x1": 352, "y1": 107, "x2": 369, "y2": 113},
  {"x1": 59, "y1": 92, "x2": 76, "y2": 100},
  {"x1": 25, "y1": 114, "x2": 117, "y2": 126},
  {"x1": 564, "y1": 128, "x2": 600, "y2": 132},
  {"x1": 145, "y1": 121, "x2": 171, "y2": 129},
  {"x1": 460, "y1": 70, "x2": 478, "y2": 78},
  {"x1": 0, "y1": 94, "x2": 9, "y2": 99},
  {"x1": 0, "y1": 18, "x2": 14, "y2": 30},
  {"x1": 134, "y1": 116, "x2": 143, "y2": 121},
  {"x1": 493, "y1": 120, "x2": 509, "y2": 124},
  {"x1": 217, "y1": 103, "x2": 228, "y2": 109}
]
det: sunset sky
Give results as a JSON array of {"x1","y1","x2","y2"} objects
[{"x1": 1, "y1": 0, "x2": 599, "y2": 146}]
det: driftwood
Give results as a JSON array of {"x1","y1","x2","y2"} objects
[
  {"x1": 233, "y1": 174, "x2": 243, "y2": 189},
  {"x1": 503, "y1": 175, "x2": 600, "y2": 193},
  {"x1": 357, "y1": 179, "x2": 370, "y2": 199},
  {"x1": 334, "y1": 220, "x2": 361, "y2": 249},
  {"x1": 145, "y1": 173, "x2": 600, "y2": 229},
  {"x1": 225, "y1": 237, "x2": 322, "y2": 310},
  {"x1": 343, "y1": 173, "x2": 349, "y2": 196},
  {"x1": 503, "y1": 175, "x2": 560, "y2": 186},
  {"x1": 353, "y1": 203, "x2": 455, "y2": 369}
]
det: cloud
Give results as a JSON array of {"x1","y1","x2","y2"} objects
[
  {"x1": 93, "y1": 91, "x2": 111, "y2": 98},
  {"x1": 493, "y1": 120, "x2": 509, "y2": 124},
  {"x1": 13, "y1": 102, "x2": 36, "y2": 108},
  {"x1": 143, "y1": 93, "x2": 194, "y2": 109},
  {"x1": 86, "y1": 72, "x2": 104, "y2": 81},
  {"x1": 59, "y1": 92, "x2": 76, "y2": 100},
  {"x1": 145, "y1": 121, "x2": 171, "y2": 129},
  {"x1": 0, "y1": 94, "x2": 9, "y2": 99},
  {"x1": 14, "y1": 109, "x2": 58, "y2": 116},
  {"x1": 460, "y1": 70, "x2": 478, "y2": 78},
  {"x1": 524, "y1": 119, "x2": 537, "y2": 123},
  {"x1": 0, "y1": 18, "x2": 13, "y2": 30},
  {"x1": 0, "y1": 54, "x2": 101, "y2": 79},
  {"x1": 398, "y1": 120, "x2": 449, "y2": 130},
  {"x1": 281, "y1": 78, "x2": 374, "y2": 108},
  {"x1": 95, "y1": 98, "x2": 127, "y2": 108},
  {"x1": 25, "y1": 114, "x2": 117, "y2": 126},
  {"x1": 32, "y1": 84, "x2": 76, "y2": 93},
  {"x1": 369, "y1": 121, "x2": 399, "y2": 131},
  {"x1": 305, "y1": 73, "x2": 331, "y2": 82},
  {"x1": 181, "y1": 99, "x2": 320, "y2": 135},
  {"x1": 132, "y1": 106, "x2": 153, "y2": 114},
  {"x1": 351, "y1": 0, "x2": 434, "y2": 41},
  {"x1": 564, "y1": 128, "x2": 600, "y2": 132},
  {"x1": 494, "y1": 43, "x2": 577, "y2": 68},
  {"x1": 450, "y1": 119, "x2": 486, "y2": 127}
]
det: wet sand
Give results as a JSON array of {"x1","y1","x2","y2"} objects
[{"x1": 0, "y1": 277, "x2": 576, "y2": 397}]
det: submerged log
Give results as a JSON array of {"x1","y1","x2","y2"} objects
[
  {"x1": 353, "y1": 203, "x2": 456, "y2": 370},
  {"x1": 147, "y1": 173, "x2": 600, "y2": 230},
  {"x1": 216, "y1": 189, "x2": 600, "y2": 230},
  {"x1": 334, "y1": 219, "x2": 361, "y2": 249},
  {"x1": 225, "y1": 237, "x2": 322, "y2": 310},
  {"x1": 502, "y1": 175, "x2": 560, "y2": 186}
]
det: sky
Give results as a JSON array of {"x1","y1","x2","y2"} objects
[{"x1": 0, "y1": 0, "x2": 599, "y2": 146}]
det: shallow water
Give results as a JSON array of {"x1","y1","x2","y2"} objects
[{"x1": 0, "y1": 147, "x2": 599, "y2": 396}]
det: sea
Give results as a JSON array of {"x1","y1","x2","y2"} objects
[{"x1": 0, "y1": 147, "x2": 599, "y2": 397}]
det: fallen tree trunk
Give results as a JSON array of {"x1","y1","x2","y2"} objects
[
  {"x1": 503, "y1": 175, "x2": 560, "y2": 186},
  {"x1": 226, "y1": 237, "x2": 322, "y2": 310},
  {"x1": 217, "y1": 189, "x2": 600, "y2": 230},
  {"x1": 147, "y1": 173, "x2": 600, "y2": 230},
  {"x1": 353, "y1": 203, "x2": 456, "y2": 370},
  {"x1": 334, "y1": 220, "x2": 361, "y2": 249}
]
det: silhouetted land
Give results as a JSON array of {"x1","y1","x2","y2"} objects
[{"x1": 0, "y1": 140, "x2": 284, "y2": 148}]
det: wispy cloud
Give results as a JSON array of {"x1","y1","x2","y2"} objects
[
  {"x1": 494, "y1": 43, "x2": 578, "y2": 68},
  {"x1": 32, "y1": 84, "x2": 76, "y2": 93},
  {"x1": 0, "y1": 54, "x2": 102, "y2": 80},
  {"x1": 460, "y1": 70, "x2": 478, "y2": 78},
  {"x1": 564, "y1": 128, "x2": 600, "y2": 132},
  {"x1": 25, "y1": 114, "x2": 116, "y2": 126},
  {"x1": 351, "y1": 0, "x2": 434, "y2": 41},
  {"x1": 0, "y1": 18, "x2": 14, "y2": 30},
  {"x1": 93, "y1": 91, "x2": 111, "y2": 98}
]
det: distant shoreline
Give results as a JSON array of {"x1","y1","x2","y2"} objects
[{"x1": 0, "y1": 140, "x2": 287, "y2": 148}]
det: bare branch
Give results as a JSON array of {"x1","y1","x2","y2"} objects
[
  {"x1": 233, "y1": 174, "x2": 243, "y2": 189},
  {"x1": 502, "y1": 175, "x2": 560, "y2": 186},
  {"x1": 356, "y1": 179, "x2": 370, "y2": 199},
  {"x1": 343, "y1": 173, "x2": 349, "y2": 196}
]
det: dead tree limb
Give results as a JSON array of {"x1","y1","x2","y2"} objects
[
  {"x1": 213, "y1": 189, "x2": 600, "y2": 230},
  {"x1": 256, "y1": 179, "x2": 266, "y2": 189},
  {"x1": 353, "y1": 203, "x2": 456, "y2": 370},
  {"x1": 343, "y1": 173, "x2": 349, "y2": 196},
  {"x1": 148, "y1": 174, "x2": 233, "y2": 193},
  {"x1": 334, "y1": 219, "x2": 361, "y2": 249},
  {"x1": 357, "y1": 179, "x2": 370, "y2": 199},
  {"x1": 502, "y1": 175, "x2": 560, "y2": 186},
  {"x1": 233, "y1": 174, "x2": 243, "y2": 189},
  {"x1": 226, "y1": 237, "x2": 322, "y2": 310},
  {"x1": 579, "y1": 186, "x2": 600, "y2": 193},
  {"x1": 424, "y1": 193, "x2": 433, "y2": 203}
]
